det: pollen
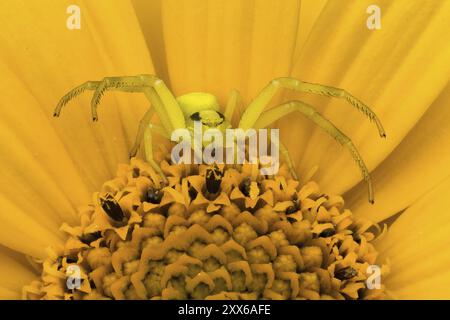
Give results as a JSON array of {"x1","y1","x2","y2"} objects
[{"x1": 23, "y1": 156, "x2": 389, "y2": 300}]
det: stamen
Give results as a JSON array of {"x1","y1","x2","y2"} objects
[
  {"x1": 319, "y1": 228, "x2": 335, "y2": 238},
  {"x1": 79, "y1": 231, "x2": 102, "y2": 245},
  {"x1": 24, "y1": 159, "x2": 388, "y2": 300},
  {"x1": 100, "y1": 193, "x2": 124, "y2": 221},
  {"x1": 239, "y1": 178, "x2": 261, "y2": 200},
  {"x1": 205, "y1": 166, "x2": 222, "y2": 194},
  {"x1": 335, "y1": 267, "x2": 358, "y2": 280},
  {"x1": 188, "y1": 184, "x2": 198, "y2": 200},
  {"x1": 285, "y1": 201, "x2": 300, "y2": 214}
]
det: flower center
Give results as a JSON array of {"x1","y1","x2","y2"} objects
[{"x1": 23, "y1": 157, "x2": 388, "y2": 300}]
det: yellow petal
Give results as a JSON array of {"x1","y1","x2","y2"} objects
[
  {"x1": 376, "y1": 177, "x2": 450, "y2": 299},
  {"x1": 156, "y1": 0, "x2": 300, "y2": 113},
  {"x1": 0, "y1": 246, "x2": 37, "y2": 299},
  {"x1": 285, "y1": 0, "x2": 450, "y2": 197},
  {"x1": 0, "y1": 0, "x2": 154, "y2": 256},
  {"x1": 0, "y1": 193, "x2": 63, "y2": 258},
  {"x1": 293, "y1": 0, "x2": 328, "y2": 62},
  {"x1": 347, "y1": 83, "x2": 450, "y2": 222},
  {"x1": 132, "y1": 0, "x2": 170, "y2": 82}
]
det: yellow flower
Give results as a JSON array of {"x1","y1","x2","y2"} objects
[{"x1": 0, "y1": 0, "x2": 449, "y2": 299}]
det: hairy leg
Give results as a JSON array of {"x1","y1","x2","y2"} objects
[
  {"x1": 90, "y1": 76, "x2": 182, "y2": 132},
  {"x1": 54, "y1": 75, "x2": 185, "y2": 134},
  {"x1": 53, "y1": 75, "x2": 184, "y2": 185},
  {"x1": 53, "y1": 81, "x2": 100, "y2": 117},
  {"x1": 254, "y1": 100, "x2": 374, "y2": 204},
  {"x1": 239, "y1": 77, "x2": 385, "y2": 138}
]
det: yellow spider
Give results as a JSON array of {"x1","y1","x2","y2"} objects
[{"x1": 53, "y1": 75, "x2": 385, "y2": 203}]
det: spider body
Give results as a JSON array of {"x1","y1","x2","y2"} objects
[
  {"x1": 177, "y1": 92, "x2": 220, "y2": 116},
  {"x1": 53, "y1": 75, "x2": 385, "y2": 203},
  {"x1": 180, "y1": 93, "x2": 231, "y2": 141}
]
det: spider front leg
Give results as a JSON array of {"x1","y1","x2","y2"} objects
[
  {"x1": 88, "y1": 75, "x2": 183, "y2": 132},
  {"x1": 53, "y1": 75, "x2": 185, "y2": 134},
  {"x1": 53, "y1": 75, "x2": 187, "y2": 185},
  {"x1": 240, "y1": 77, "x2": 385, "y2": 138},
  {"x1": 53, "y1": 80, "x2": 100, "y2": 117},
  {"x1": 254, "y1": 100, "x2": 375, "y2": 204}
]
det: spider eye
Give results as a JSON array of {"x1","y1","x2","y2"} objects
[
  {"x1": 190, "y1": 112, "x2": 201, "y2": 121},
  {"x1": 217, "y1": 112, "x2": 225, "y2": 120}
]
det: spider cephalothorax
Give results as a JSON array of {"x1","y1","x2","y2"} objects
[
  {"x1": 53, "y1": 75, "x2": 385, "y2": 203},
  {"x1": 180, "y1": 92, "x2": 232, "y2": 138}
]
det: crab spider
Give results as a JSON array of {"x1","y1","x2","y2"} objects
[{"x1": 54, "y1": 75, "x2": 385, "y2": 203}]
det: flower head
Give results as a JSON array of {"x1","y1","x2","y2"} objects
[{"x1": 1, "y1": 0, "x2": 450, "y2": 300}]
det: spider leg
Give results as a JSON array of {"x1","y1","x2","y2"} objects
[
  {"x1": 90, "y1": 76, "x2": 145, "y2": 121},
  {"x1": 54, "y1": 75, "x2": 185, "y2": 134},
  {"x1": 93, "y1": 75, "x2": 185, "y2": 130},
  {"x1": 142, "y1": 87, "x2": 175, "y2": 134},
  {"x1": 279, "y1": 140, "x2": 298, "y2": 180},
  {"x1": 254, "y1": 100, "x2": 374, "y2": 204},
  {"x1": 139, "y1": 74, "x2": 185, "y2": 130},
  {"x1": 54, "y1": 75, "x2": 184, "y2": 184},
  {"x1": 240, "y1": 77, "x2": 385, "y2": 138},
  {"x1": 224, "y1": 89, "x2": 242, "y2": 123},
  {"x1": 143, "y1": 123, "x2": 170, "y2": 185},
  {"x1": 129, "y1": 107, "x2": 156, "y2": 158},
  {"x1": 263, "y1": 133, "x2": 298, "y2": 180},
  {"x1": 53, "y1": 81, "x2": 99, "y2": 117}
]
